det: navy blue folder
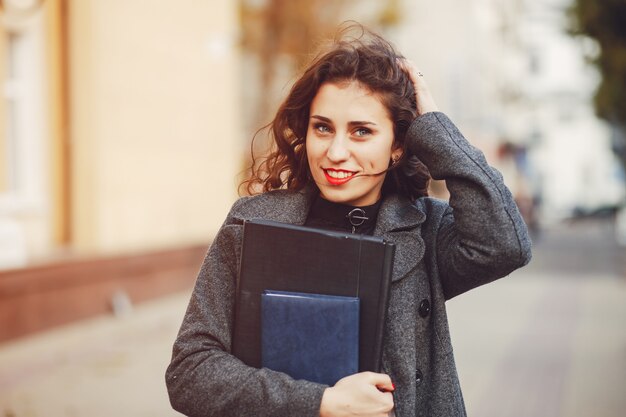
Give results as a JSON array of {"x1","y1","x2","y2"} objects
[{"x1": 261, "y1": 290, "x2": 359, "y2": 385}]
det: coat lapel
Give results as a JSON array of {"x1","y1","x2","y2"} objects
[{"x1": 375, "y1": 194, "x2": 426, "y2": 282}]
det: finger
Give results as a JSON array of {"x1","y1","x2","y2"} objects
[
  {"x1": 365, "y1": 372, "x2": 394, "y2": 391},
  {"x1": 376, "y1": 379, "x2": 395, "y2": 393},
  {"x1": 396, "y1": 58, "x2": 428, "y2": 95},
  {"x1": 396, "y1": 58, "x2": 438, "y2": 115}
]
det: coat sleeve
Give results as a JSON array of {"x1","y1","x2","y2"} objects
[
  {"x1": 407, "y1": 112, "x2": 532, "y2": 300},
  {"x1": 165, "y1": 203, "x2": 326, "y2": 417}
]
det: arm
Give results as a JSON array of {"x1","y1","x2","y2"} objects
[
  {"x1": 165, "y1": 212, "x2": 326, "y2": 417},
  {"x1": 409, "y1": 112, "x2": 532, "y2": 299},
  {"x1": 400, "y1": 61, "x2": 532, "y2": 299}
]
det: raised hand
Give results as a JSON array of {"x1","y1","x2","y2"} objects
[{"x1": 397, "y1": 58, "x2": 439, "y2": 116}]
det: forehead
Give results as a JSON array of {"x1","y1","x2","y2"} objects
[{"x1": 310, "y1": 81, "x2": 390, "y2": 121}]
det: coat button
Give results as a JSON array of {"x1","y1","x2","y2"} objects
[
  {"x1": 418, "y1": 299, "x2": 431, "y2": 318},
  {"x1": 415, "y1": 369, "x2": 423, "y2": 384}
]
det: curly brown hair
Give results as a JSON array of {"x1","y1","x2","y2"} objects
[{"x1": 242, "y1": 24, "x2": 430, "y2": 200}]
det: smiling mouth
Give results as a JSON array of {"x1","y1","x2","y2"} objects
[{"x1": 323, "y1": 169, "x2": 357, "y2": 185}]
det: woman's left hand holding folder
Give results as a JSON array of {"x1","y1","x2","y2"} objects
[{"x1": 319, "y1": 372, "x2": 395, "y2": 417}]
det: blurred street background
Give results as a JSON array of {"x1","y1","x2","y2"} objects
[{"x1": 1, "y1": 0, "x2": 625, "y2": 416}]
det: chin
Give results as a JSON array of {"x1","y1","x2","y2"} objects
[
  {"x1": 319, "y1": 188, "x2": 375, "y2": 206},
  {"x1": 318, "y1": 188, "x2": 352, "y2": 204}
]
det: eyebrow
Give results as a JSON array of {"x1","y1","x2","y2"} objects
[{"x1": 310, "y1": 114, "x2": 377, "y2": 126}]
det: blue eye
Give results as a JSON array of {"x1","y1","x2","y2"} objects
[
  {"x1": 354, "y1": 128, "x2": 372, "y2": 137},
  {"x1": 313, "y1": 123, "x2": 332, "y2": 134}
]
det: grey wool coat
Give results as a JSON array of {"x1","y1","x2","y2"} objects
[{"x1": 166, "y1": 112, "x2": 532, "y2": 417}]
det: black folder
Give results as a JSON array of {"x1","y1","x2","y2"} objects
[{"x1": 232, "y1": 218, "x2": 395, "y2": 376}]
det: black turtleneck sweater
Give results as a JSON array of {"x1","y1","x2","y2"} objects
[{"x1": 304, "y1": 194, "x2": 383, "y2": 235}]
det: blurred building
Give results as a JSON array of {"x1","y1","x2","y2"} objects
[
  {"x1": 3, "y1": 0, "x2": 625, "y2": 341},
  {"x1": 382, "y1": 0, "x2": 624, "y2": 224},
  {"x1": 519, "y1": 0, "x2": 625, "y2": 223},
  {"x1": 0, "y1": 0, "x2": 241, "y2": 340}
]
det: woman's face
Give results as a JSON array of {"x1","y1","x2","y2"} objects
[{"x1": 306, "y1": 81, "x2": 401, "y2": 206}]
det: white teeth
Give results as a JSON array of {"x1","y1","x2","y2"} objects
[{"x1": 326, "y1": 170, "x2": 354, "y2": 179}]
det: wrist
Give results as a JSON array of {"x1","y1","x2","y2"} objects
[{"x1": 319, "y1": 387, "x2": 336, "y2": 417}]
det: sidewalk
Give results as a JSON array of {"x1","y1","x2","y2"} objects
[
  {"x1": 448, "y1": 270, "x2": 626, "y2": 417},
  {"x1": 0, "y1": 290, "x2": 192, "y2": 417},
  {"x1": 448, "y1": 219, "x2": 626, "y2": 417}
]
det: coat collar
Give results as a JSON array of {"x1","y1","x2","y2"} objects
[
  {"x1": 231, "y1": 187, "x2": 426, "y2": 282},
  {"x1": 375, "y1": 193, "x2": 426, "y2": 282}
]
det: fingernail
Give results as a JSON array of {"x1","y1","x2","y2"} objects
[{"x1": 392, "y1": 383, "x2": 396, "y2": 390}]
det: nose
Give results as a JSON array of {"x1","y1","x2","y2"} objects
[{"x1": 326, "y1": 135, "x2": 350, "y2": 162}]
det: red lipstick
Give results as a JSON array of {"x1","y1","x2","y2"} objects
[{"x1": 323, "y1": 168, "x2": 356, "y2": 185}]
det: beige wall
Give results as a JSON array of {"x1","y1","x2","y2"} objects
[
  {"x1": 0, "y1": 31, "x2": 6, "y2": 193},
  {"x1": 69, "y1": 0, "x2": 240, "y2": 252}
]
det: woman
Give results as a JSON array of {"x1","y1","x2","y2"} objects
[{"x1": 166, "y1": 27, "x2": 532, "y2": 417}]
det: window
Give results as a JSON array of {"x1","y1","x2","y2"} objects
[
  {"x1": 0, "y1": 4, "x2": 48, "y2": 267},
  {"x1": 0, "y1": 9, "x2": 47, "y2": 209},
  {"x1": 2, "y1": 32, "x2": 22, "y2": 195}
]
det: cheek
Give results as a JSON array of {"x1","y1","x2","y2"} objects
[
  {"x1": 365, "y1": 147, "x2": 393, "y2": 170},
  {"x1": 305, "y1": 138, "x2": 314, "y2": 162},
  {"x1": 305, "y1": 136, "x2": 324, "y2": 160},
  {"x1": 305, "y1": 139, "x2": 320, "y2": 171}
]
